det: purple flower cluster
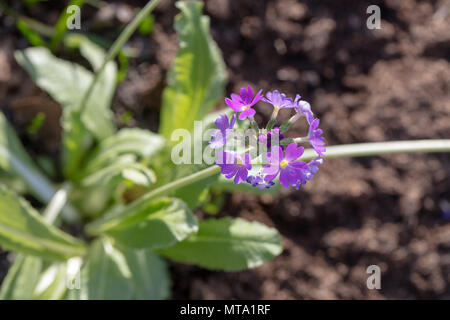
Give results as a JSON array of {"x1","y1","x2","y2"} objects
[
  {"x1": 210, "y1": 86, "x2": 326, "y2": 189},
  {"x1": 225, "y1": 86, "x2": 263, "y2": 120}
]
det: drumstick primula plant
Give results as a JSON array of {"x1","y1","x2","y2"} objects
[{"x1": 0, "y1": 0, "x2": 449, "y2": 300}]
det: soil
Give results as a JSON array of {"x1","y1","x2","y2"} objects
[{"x1": 1, "y1": 0, "x2": 449, "y2": 299}]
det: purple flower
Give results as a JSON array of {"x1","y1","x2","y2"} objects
[
  {"x1": 294, "y1": 157, "x2": 323, "y2": 189},
  {"x1": 209, "y1": 113, "x2": 236, "y2": 149},
  {"x1": 216, "y1": 151, "x2": 252, "y2": 184},
  {"x1": 306, "y1": 157, "x2": 323, "y2": 180},
  {"x1": 263, "y1": 90, "x2": 293, "y2": 109},
  {"x1": 225, "y1": 86, "x2": 263, "y2": 120},
  {"x1": 246, "y1": 175, "x2": 275, "y2": 190},
  {"x1": 308, "y1": 118, "x2": 326, "y2": 157},
  {"x1": 262, "y1": 143, "x2": 309, "y2": 189},
  {"x1": 293, "y1": 94, "x2": 314, "y2": 123},
  {"x1": 258, "y1": 127, "x2": 284, "y2": 149}
]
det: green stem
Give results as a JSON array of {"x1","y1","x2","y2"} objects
[
  {"x1": 131, "y1": 139, "x2": 450, "y2": 201},
  {"x1": 85, "y1": 165, "x2": 221, "y2": 234},
  {"x1": 78, "y1": 0, "x2": 161, "y2": 115},
  {"x1": 300, "y1": 139, "x2": 450, "y2": 161},
  {"x1": 86, "y1": 139, "x2": 449, "y2": 233},
  {"x1": 125, "y1": 165, "x2": 220, "y2": 209}
]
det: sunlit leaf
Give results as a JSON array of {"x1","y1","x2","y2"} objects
[
  {"x1": 86, "y1": 198, "x2": 198, "y2": 250},
  {"x1": 159, "y1": 1, "x2": 226, "y2": 139},
  {"x1": 15, "y1": 43, "x2": 117, "y2": 178},
  {"x1": 71, "y1": 238, "x2": 132, "y2": 300},
  {"x1": 120, "y1": 247, "x2": 171, "y2": 300},
  {"x1": 0, "y1": 254, "x2": 42, "y2": 300},
  {"x1": 0, "y1": 186, "x2": 85, "y2": 260},
  {"x1": 158, "y1": 217, "x2": 283, "y2": 271}
]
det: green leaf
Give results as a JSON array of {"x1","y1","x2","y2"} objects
[
  {"x1": 120, "y1": 247, "x2": 171, "y2": 300},
  {"x1": 14, "y1": 46, "x2": 116, "y2": 140},
  {"x1": 81, "y1": 155, "x2": 155, "y2": 188},
  {"x1": 32, "y1": 262, "x2": 67, "y2": 300},
  {"x1": 0, "y1": 112, "x2": 37, "y2": 174},
  {"x1": 26, "y1": 112, "x2": 46, "y2": 134},
  {"x1": 71, "y1": 238, "x2": 133, "y2": 300},
  {"x1": 138, "y1": 14, "x2": 155, "y2": 35},
  {"x1": 61, "y1": 110, "x2": 93, "y2": 178},
  {"x1": 30, "y1": 256, "x2": 82, "y2": 300},
  {"x1": 15, "y1": 44, "x2": 117, "y2": 177},
  {"x1": 0, "y1": 186, "x2": 85, "y2": 260},
  {"x1": 82, "y1": 128, "x2": 165, "y2": 176},
  {"x1": 16, "y1": 19, "x2": 47, "y2": 47},
  {"x1": 87, "y1": 198, "x2": 198, "y2": 250},
  {"x1": 0, "y1": 254, "x2": 43, "y2": 300},
  {"x1": 159, "y1": 0, "x2": 227, "y2": 139},
  {"x1": 158, "y1": 217, "x2": 283, "y2": 271}
]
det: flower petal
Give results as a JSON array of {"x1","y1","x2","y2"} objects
[
  {"x1": 285, "y1": 143, "x2": 304, "y2": 162},
  {"x1": 250, "y1": 89, "x2": 263, "y2": 106},
  {"x1": 263, "y1": 163, "x2": 279, "y2": 175},
  {"x1": 225, "y1": 98, "x2": 241, "y2": 112},
  {"x1": 279, "y1": 169, "x2": 290, "y2": 188},
  {"x1": 215, "y1": 113, "x2": 229, "y2": 131},
  {"x1": 234, "y1": 167, "x2": 247, "y2": 184},
  {"x1": 238, "y1": 107, "x2": 255, "y2": 120}
]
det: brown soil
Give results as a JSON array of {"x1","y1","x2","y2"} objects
[{"x1": 1, "y1": 0, "x2": 449, "y2": 299}]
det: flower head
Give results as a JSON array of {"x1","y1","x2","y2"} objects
[
  {"x1": 209, "y1": 113, "x2": 236, "y2": 149},
  {"x1": 308, "y1": 118, "x2": 326, "y2": 156},
  {"x1": 262, "y1": 143, "x2": 309, "y2": 189},
  {"x1": 225, "y1": 85, "x2": 263, "y2": 120},
  {"x1": 216, "y1": 151, "x2": 252, "y2": 184},
  {"x1": 212, "y1": 86, "x2": 325, "y2": 190},
  {"x1": 263, "y1": 90, "x2": 293, "y2": 110}
]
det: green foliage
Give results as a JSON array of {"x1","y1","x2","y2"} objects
[
  {"x1": 82, "y1": 128, "x2": 165, "y2": 175},
  {"x1": 0, "y1": 113, "x2": 36, "y2": 174},
  {"x1": 71, "y1": 238, "x2": 133, "y2": 299},
  {"x1": 86, "y1": 198, "x2": 198, "y2": 249},
  {"x1": 120, "y1": 245, "x2": 171, "y2": 299},
  {"x1": 16, "y1": 19, "x2": 47, "y2": 47},
  {"x1": 14, "y1": 37, "x2": 117, "y2": 178},
  {"x1": 0, "y1": 254, "x2": 42, "y2": 299},
  {"x1": 32, "y1": 261, "x2": 69, "y2": 299},
  {"x1": 69, "y1": 238, "x2": 170, "y2": 300},
  {"x1": 138, "y1": 14, "x2": 155, "y2": 35},
  {"x1": 0, "y1": 186, "x2": 85, "y2": 260},
  {"x1": 159, "y1": 1, "x2": 227, "y2": 139},
  {"x1": 158, "y1": 217, "x2": 283, "y2": 271},
  {"x1": 26, "y1": 112, "x2": 46, "y2": 134},
  {"x1": 0, "y1": 0, "x2": 284, "y2": 300}
]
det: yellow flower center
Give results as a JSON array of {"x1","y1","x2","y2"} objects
[
  {"x1": 236, "y1": 158, "x2": 243, "y2": 166},
  {"x1": 241, "y1": 106, "x2": 250, "y2": 111},
  {"x1": 280, "y1": 159, "x2": 288, "y2": 168}
]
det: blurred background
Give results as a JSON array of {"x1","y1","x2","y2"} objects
[{"x1": 0, "y1": 0, "x2": 449, "y2": 299}]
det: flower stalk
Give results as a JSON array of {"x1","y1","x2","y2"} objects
[{"x1": 126, "y1": 139, "x2": 450, "y2": 204}]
